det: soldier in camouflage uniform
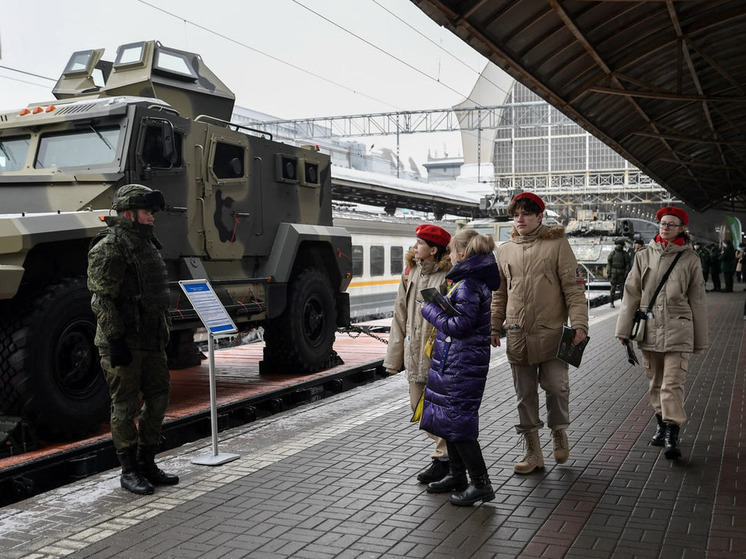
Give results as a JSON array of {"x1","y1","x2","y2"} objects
[
  {"x1": 607, "y1": 239, "x2": 632, "y2": 308},
  {"x1": 87, "y1": 184, "x2": 178, "y2": 495}
]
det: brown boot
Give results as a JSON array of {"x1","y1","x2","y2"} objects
[
  {"x1": 514, "y1": 431, "x2": 544, "y2": 474},
  {"x1": 552, "y1": 429, "x2": 569, "y2": 463}
]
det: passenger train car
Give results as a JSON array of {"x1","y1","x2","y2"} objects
[{"x1": 335, "y1": 213, "x2": 457, "y2": 322}]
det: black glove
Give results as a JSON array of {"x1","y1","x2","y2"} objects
[{"x1": 108, "y1": 338, "x2": 132, "y2": 368}]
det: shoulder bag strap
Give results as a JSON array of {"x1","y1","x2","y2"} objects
[{"x1": 645, "y1": 251, "x2": 684, "y2": 310}]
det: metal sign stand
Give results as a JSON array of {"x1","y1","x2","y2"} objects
[{"x1": 178, "y1": 280, "x2": 240, "y2": 466}]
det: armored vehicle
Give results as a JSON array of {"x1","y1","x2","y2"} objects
[
  {"x1": 565, "y1": 210, "x2": 641, "y2": 285},
  {"x1": 0, "y1": 41, "x2": 351, "y2": 439}
]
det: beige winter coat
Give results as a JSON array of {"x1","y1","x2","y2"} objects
[
  {"x1": 615, "y1": 240, "x2": 708, "y2": 353},
  {"x1": 491, "y1": 224, "x2": 589, "y2": 365},
  {"x1": 383, "y1": 249, "x2": 452, "y2": 383}
]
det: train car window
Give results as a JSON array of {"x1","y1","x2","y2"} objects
[
  {"x1": 390, "y1": 246, "x2": 404, "y2": 275},
  {"x1": 352, "y1": 245, "x2": 364, "y2": 278},
  {"x1": 370, "y1": 245, "x2": 385, "y2": 276}
]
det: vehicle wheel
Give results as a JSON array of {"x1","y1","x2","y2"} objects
[
  {"x1": 4, "y1": 278, "x2": 109, "y2": 440},
  {"x1": 263, "y1": 268, "x2": 337, "y2": 373}
]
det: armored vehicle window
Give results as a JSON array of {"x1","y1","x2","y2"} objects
[
  {"x1": 370, "y1": 245, "x2": 385, "y2": 277},
  {"x1": 154, "y1": 49, "x2": 198, "y2": 80},
  {"x1": 212, "y1": 143, "x2": 244, "y2": 179},
  {"x1": 352, "y1": 245, "x2": 364, "y2": 278},
  {"x1": 35, "y1": 126, "x2": 121, "y2": 169},
  {"x1": 390, "y1": 246, "x2": 404, "y2": 276},
  {"x1": 0, "y1": 135, "x2": 30, "y2": 173},
  {"x1": 142, "y1": 124, "x2": 183, "y2": 168}
]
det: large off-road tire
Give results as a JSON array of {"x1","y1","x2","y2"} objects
[
  {"x1": 263, "y1": 268, "x2": 337, "y2": 374},
  {"x1": 1, "y1": 278, "x2": 109, "y2": 440}
]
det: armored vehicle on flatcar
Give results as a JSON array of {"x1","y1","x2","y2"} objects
[
  {"x1": 0, "y1": 41, "x2": 351, "y2": 439},
  {"x1": 565, "y1": 210, "x2": 639, "y2": 285}
]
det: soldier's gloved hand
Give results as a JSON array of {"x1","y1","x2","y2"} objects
[{"x1": 108, "y1": 338, "x2": 132, "y2": 367}]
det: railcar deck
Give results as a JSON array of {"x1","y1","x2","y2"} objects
[{"x1": 0, "y1": 331, "x2": 390, "y2": 506}]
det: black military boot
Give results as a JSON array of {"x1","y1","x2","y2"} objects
[
  {"x1": 417, "y1": 459, "x2": 449, "y2": 484},
  {"x1": 449, "y1": 474, "x2": 495, "y2": 506},
  {"x1": 137, "y1": 446, "x2": 180, "y2": 486},
  {"x1": 650, "y1": 413, "x2": 666, "y2": 447},
  {"x1": 664, "y1": 424, "x2": 682, "y2": 460},
  {"x1": 117, "y1": 448, "x2": 154, "y2": 495}
]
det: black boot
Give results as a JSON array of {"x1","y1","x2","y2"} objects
[
  {"x1": 117, "y1": 448, "x2": 154, "y2": 495},
  {"x1": 417, "y1": 459, "x2": 450, "y2": 484},
  {"x1": 449, "y1": 474, "x2": 495, "y2": 506},
  {"x1": 137, "y1": 445, "x2": 179, "y2": 486},
  {"x1": 650, "y1": 413, "x2": 666, "y2": 447},
  {"x1": 664, "y1": 424, "x2": 682, "y2": 459},
  {"x1": 428, "y1": 442, "x2": 466, "y2": 492}
]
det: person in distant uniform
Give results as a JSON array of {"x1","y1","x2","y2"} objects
[
  {"x1": 88, "y1": 184, "x2": 179, "y2": 495},
  {"x1": 693, "y1": 241, "x2": 710, "y2": 285},
  {"x1": 709, "y1": 244, "x2": 722, "y2": 291},
  {"x1": 720, "y1": 239, "x2": 736, "y2": 292},
  {"x1": 633, "y1": 238, "x2": 645, "y2": 253},
  {"x1": 607, "y1": 239, "x2": 632, "y2": 308},
  {"x1": 383, "y1": 224, "x2": 452, "y2": 485}
]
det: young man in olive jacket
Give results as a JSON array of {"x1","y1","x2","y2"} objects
[{"x1": 491, "y1": 192, "x2": 589, "y2": 474}]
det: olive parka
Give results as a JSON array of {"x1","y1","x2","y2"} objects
[
  {"x1": 491, "y1": 224, "x2": 589, "y2": 365},
  {"x1": 383, "y1": 248, "x2": 452, "y2": 383},
  {"x1": 615, "y1": 239, "x2": 708, "y2": 353}
]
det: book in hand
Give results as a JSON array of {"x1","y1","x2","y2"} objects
[
  {"x1": 420, "y1": 287, "x2": 461, "y2": 316},
  {"x1": 556, "y1": 325, "x2": 589, "y2": 367},
  {"x1": 623, "y1": 339, "x2": 639, "y2": 365}
]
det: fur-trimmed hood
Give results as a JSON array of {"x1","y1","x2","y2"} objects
[
  {"x1": 404, "y1": 247, "x2": 452, "y2": 274},
  {"x1": 510, "y1": 223, "x2": 566, "y2": 242}
]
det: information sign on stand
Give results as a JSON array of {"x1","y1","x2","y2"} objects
[{"x1": 179, "y1": 280, "x2": 240, "y2": 466}]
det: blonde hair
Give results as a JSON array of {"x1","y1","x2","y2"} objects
[{"x1": 450, "y1": 228, "x2": 495, "y2": 259}]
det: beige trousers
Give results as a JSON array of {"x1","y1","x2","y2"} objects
[
  {"x1": 642, "y1": 350, "x2": 689, "y2": 426},
  {"x1": 511, "y1": 359, "x2": 570, "y2": 433},
  {"x1": 410, "y1": 381, "x2": 448, "y2": 460}
]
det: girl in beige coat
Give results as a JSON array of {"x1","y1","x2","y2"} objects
[
  {"x1": 615, "y1": 206, "x2": 708, "y2": 459},
  {"x1": 384, "y1": 224, "x2": 452, "y2": 484}
]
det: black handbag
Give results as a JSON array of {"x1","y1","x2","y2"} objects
[{"x1": 630, "y1": 252, "x2": 683, "y2": 341}]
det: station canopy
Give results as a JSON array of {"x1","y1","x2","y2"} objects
[{"x1": 412, "y1": 0, "x2": 746, "y2": 213}]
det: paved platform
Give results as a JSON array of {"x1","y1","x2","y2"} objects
[{"x1": 0, "y1": 292, "x2": 744, "y2": 559}]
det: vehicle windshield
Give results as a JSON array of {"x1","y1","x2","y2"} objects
[
  {"x1": 35, "y1": 126, "x2": 122, "y2": 169},
  {"x1": 0, "y1": 135, "x2": 30, "y2": 173},
  {"x1": 571, "y1": 244, "x2": 602, "y2": 261}
]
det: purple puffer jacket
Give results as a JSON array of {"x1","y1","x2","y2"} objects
[{"x1": 420, "y1": 251, "x2": 500, "y2": 442}]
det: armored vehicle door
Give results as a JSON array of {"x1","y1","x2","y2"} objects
[
  {"x1": 201, "y1": 125, "x2": 253, "y2": 260},
  {"x1": 131, "y1": 112, "x2": 192, "y2": 260}
]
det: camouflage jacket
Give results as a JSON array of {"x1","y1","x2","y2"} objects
[{"x1": 87, "y1": 216, "x2": 171, "y2": 350}]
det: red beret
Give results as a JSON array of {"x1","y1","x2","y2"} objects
[
  {"x1": 513, "y1": 192, "x2": 545, "y2": 212},
  {"x1": 415, "y1": 224, "x2": 450, "y2": 248},
  {"x1": 656, "y1": 206, "x2": 689, "y2": 226}
]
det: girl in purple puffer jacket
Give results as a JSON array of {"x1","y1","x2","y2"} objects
[{"x1": 420, "y1": 228, "x2": 500, "y2": 506}]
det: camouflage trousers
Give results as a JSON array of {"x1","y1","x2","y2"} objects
[
  {"x1": 609, "y1": 271, "x2": 627, "y2": 302},
  {"x1": 100, "y1": 348, "x2": 171, "y2": 451}
]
